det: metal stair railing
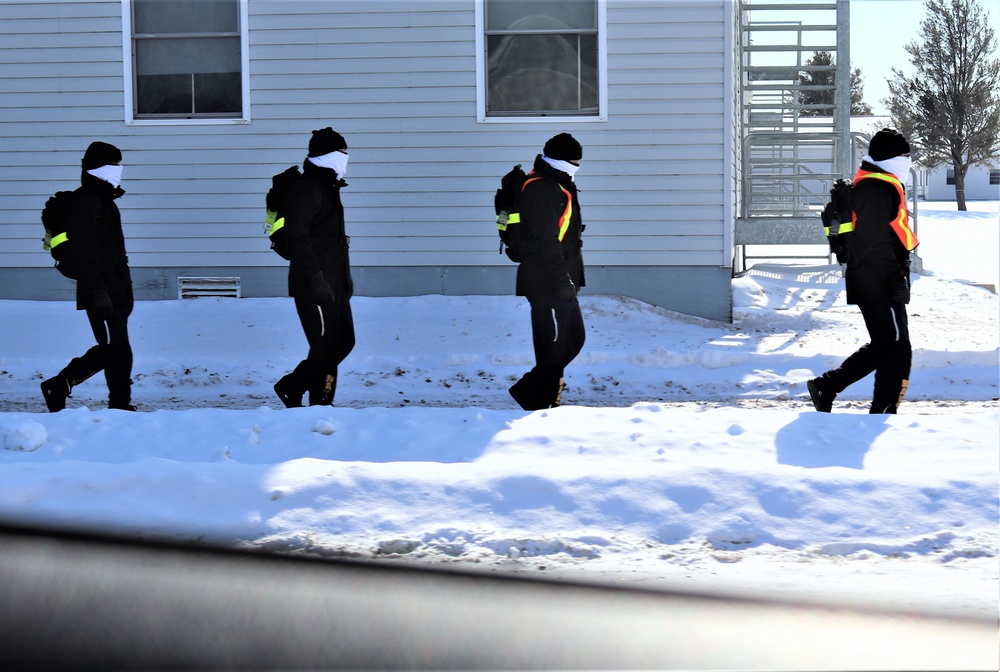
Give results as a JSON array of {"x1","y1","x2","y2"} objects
[{"x1": 735, "y1": 0, "x2": 852, "y2": 272}]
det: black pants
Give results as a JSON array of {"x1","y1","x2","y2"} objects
[
  {"x1": 817, "y1": 300, "x2": 911, "y2": 413},
  {"x1": 59, "y1": 303, "x2": 133, "y2": 408},
  {"x1": 509, "y1": 294, "x2": 586, "y2": 410},
  {"x1": 283, "y1": 297, "x2": 356, "y2": 405}
]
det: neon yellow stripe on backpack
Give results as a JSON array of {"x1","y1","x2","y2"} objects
[
  {"x1": 264, "y1": 210, "x2": 285, "y2": 237},
  {"x1": 43, "y1": 231, "x2": 68, "y2": 252}
]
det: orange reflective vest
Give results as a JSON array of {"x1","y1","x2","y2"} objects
[
  {"x1": 523, "y1": 174, "x2": 573, "y2": 242},
  {"x1": 853, "y1": 168, "x2": 919, "y2": 251}
]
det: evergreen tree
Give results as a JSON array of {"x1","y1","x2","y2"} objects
[
  {"x1": 797, "y1": 51, "x2": 873, "y2": 116},
  {"x1": 885, "y1": 0, "x2": 1000, "y2": 210}
]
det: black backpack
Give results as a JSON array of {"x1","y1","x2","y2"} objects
[
  {"x1": 41, "y1": 190, "x2": 81, "y2": 279},
  {"x1": 264, "y1": 165, "x2": 301, "y2": 260},
  {"x1": 494, "y1": 164, "x2": 529, "y2": 262},
  {"x1": 821, "y1": 178, "x2": 854, "y2": 264}
]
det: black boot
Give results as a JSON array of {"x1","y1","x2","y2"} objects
[
  {"x1": 509, "y1": 376, "x2": 540, "y2": 410},
  {"x1": 807, "y1": 378, "x2": 836, "y2": 413},
  {"x1": 40, "y1": 377, "x2": 71, "y2": 413},
  {"x1": 274, "y1": 376, "x2": 304, "y2": 408},
  {"x1": 309, "y1": 374, "x2": 336, "y2": 406},
  {"x1": 275, "y1": 361, "x2": 313, "y2": 408},
  {"x1": 870, "y1": 378, "x2": 908, "y2": 414},
  {"x1": 552, "y1": 377, "x2": 565, "y2": 408},
  {"x1": 509, "y1": 373, "x2": 562, "y2": 411}
]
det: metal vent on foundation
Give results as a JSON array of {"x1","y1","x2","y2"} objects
[{"x1": 178, "y1": 277, "x2": 241, "y2": 299}]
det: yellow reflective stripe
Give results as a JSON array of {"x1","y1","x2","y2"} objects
[
  {"x1": 894, "y1": 203, "x2": 917, "y2": 250},
  {"x1": 823, "y1": 222, "x2": 853, "y2": 236},
  {"x1": 49, "y1": 231, "x2": 68, "y2": 248},
  {"x1": 264, "y1": 210, "x2": 285, "y2": 237},
  {"x1": 857, "y1": 171, "x2": 901, "y2": 190},
  {"x1": 557, "y1": 186, "x2": 572, "y2": 242},
  {"x1": 497, "y1": 212, "x2": 520, "y2": 231}
]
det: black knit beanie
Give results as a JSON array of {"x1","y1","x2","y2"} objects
[
  {"x1": 868, "y1": 129, "x2": 910, "y2": 161},
  {"x1": 543, "y1": 133, "x2": 583, "y2": 162},
  {"x1": 82, "y1": 141, "x2": 122, "y2": 170},
  {"x1": 308, "y1": 127, "x2": 348, "y2": 157}
]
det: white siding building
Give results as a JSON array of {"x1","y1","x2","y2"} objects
[
  {"x1": 1, "y1": 0, "x2": 740, "y2": 321},
  {"x1": 924, "y1": 165, "x2": 1000, "y2": 201}
]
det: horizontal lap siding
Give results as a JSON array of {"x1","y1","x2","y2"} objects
[
  {"x1": 2, "y1": 0, "x2": 730, "y2": 271},
  {"x1": 252, "y1": 1, "x2": 486, "y2": 269},
  {"x1": 1, "y1": 1, "x2": 130, "y2": 271},
  {"x1": 595, "y1": 1, "x2": 728, "y2": 267}
]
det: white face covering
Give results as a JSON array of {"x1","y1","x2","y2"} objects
[
  {"x1": 866, "y1": 154, "x2": 912, "y2": 180},
  {"x1": 308, "y1": 150, "x2": 349, "y2": 178},
  {"x1": 542, "y1": 155, "x2": 580, "y2": 181},
  {"x1": 87, "y1": 164, "x2": 122, "y2": 188}
]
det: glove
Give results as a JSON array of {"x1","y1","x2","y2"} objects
[
  {"x1": 821, "y1": 202, "x2": 836, "y2": 230},
  {"x1": 830, "y1": 178, "x2": 853, "y2": 223},
  {"x1": 309, "y1": 274, "x2": 335, "y2": 305},
  {"x1": 91, "y1": 289, "x2": 113, "y2": 320},
  {"x1": 555, "y1": 274, "x2": 577, "y2": 303},
  {"x1": 892, "y1": 270, "x2": 911, "y2": 304}
]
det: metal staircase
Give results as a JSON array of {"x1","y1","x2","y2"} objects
[{"x1": 734, "y1": 0, "x2": 861, "y2": 270}]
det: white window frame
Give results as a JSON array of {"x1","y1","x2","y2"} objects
[
  {"x1": 475, "y1": 0, "x2": 608, "y2": 124},
  {"x1": 122, "y1": 0, "x2": 250, "y2": 126}
]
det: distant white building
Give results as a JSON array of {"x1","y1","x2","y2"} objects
[
  {"x1": 924, "y1": 165, "x2": 1000, "y2": 201},
  {"x1": 853, "y1": 117, "x2": 999, "y2": 201}
]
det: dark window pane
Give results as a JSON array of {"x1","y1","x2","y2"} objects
[
  {"x1": 579, "y1": 33, "x2": 598, "y2": 105},
  {"x1": 135, "y1": 0, "x2": 238, "y2": 34},
  {"x1": 132, "y1": 0, "x2": 242, "y2": 118},
  {"x1": 134, "y1": 36, "x2": 241, "y2": 116},
  {"x1": 486, "y1": 0, "x2": 595, "y2": 30},
  {"x1": 136, "y1": 37, "x2": 240, "y2": 76},
  {"x1": 194, "y1": 72, "x2": 242, "y2": 114},
  {"x1": 487, "y1": 33, "x2": 598, "y2": 114},
  {"x1": 137, "y1": 72, "x2": 241, "y2": 116},
  {"x1": 137, "y1": 73, "x2": 192, "y2": 115}
]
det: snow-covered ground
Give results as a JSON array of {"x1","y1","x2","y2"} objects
[{"x1": 1, "y1": 201, "x2": 997, "y2": 625}]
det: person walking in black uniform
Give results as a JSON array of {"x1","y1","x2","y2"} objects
[
  {"x1": 808, "y1": 129, "x2": 919, "y2": 414},
  {"x1": 273, "y1": 128, "x2": 356, "y2": 407},
  {"x1": 509, "y1": 133, "x2": 587, "y2": 411},
  {"x1": 41, "y1": 141, "x2": 135, "y2": 412}
]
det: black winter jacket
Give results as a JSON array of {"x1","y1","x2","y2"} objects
[
  {"x1": 845, "y1": 162, "x2": 911, "y2": 306},
  {"x1": 70, "y1": 173, "x2": 132, "y2": 312},
  {"x1": 283, "y1": 160, "x2": 353, "y2": 300},
  {"x1": 515, "y1": 155, "x2": 585, "y2": 297}
]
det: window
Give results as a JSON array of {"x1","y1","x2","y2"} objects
[
  {"x1": 946, "y1": 169, "x2": 955, "y2": 185},
  {"x1": 477, "y1": 0, "x2": 607, "y2": 122},
  {"x1": 123, "y1": 0, "x2": 250, "y2": 124},
  {"x1": 990, "y1": 170, "x2": 1000, "y2": 186}
]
